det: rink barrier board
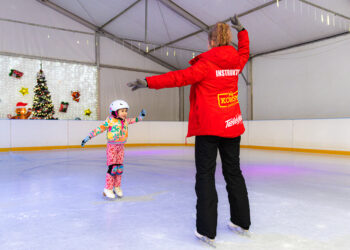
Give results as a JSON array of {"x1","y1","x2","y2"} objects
[
  {"x1": 2, "y1": 144, "x2": 350, "y2": 156},
  {"x1": 0, "y1": 143, "x2": 195, "y2": 152}
]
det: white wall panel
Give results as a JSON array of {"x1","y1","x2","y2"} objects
[
  {"x1": 10, "y1": 120, "x2": 68, "y2": 147},
  {"x1": 252, "y1": 33, "x2": 350, "y2": 120},
  {"x1": 0, "y1": 0, "x2": 92, "y2": 32},
  {"x1": 0, "y1": 120, "x2": 11, "y2": 148},
  {"x1": 0, "y1": 21, "x2": 95, "y2": 63},
  {"x1": 248, "y1": 120, "x2": 293, "y2": 147},
  {"x1": 293, "y1": 119, "x2": 350, "y2": 151},
  {"x1": 99, "y1": 67, "x2": 179, "y2": 121},
  {"x1": 100, "y1": 37, "x2": 169, "y2": 72}
]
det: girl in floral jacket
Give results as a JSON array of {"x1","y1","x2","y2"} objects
[{"x1": 81, "y1": 100, "x2": 146, "y2": 199}]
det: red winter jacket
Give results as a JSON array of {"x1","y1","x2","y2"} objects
[{"x1": 146, "y1": 30, "x2": 249, "y2": 138}]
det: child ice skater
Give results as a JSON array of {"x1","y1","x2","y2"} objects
[{"x1": 81, "y1": 99, "x2": 146, "y2": 199}]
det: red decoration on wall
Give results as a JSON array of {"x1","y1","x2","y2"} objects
[
  {"x1": 59, "y1": 102, "x2": 69, "y2": 112},
  {"x1": 71, "y1": 91, "x2": 80, "y2": 102},
  {"x1": 9, "y1": 69, "x2": 24, "y2": 79}
]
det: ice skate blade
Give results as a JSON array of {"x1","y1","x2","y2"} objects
[
  {"x1": 195, "y1": 231, "x2": 216, "y2": 248},
  {"x1": 227, "y1": 225, "x2": 251, "y2": 238}
]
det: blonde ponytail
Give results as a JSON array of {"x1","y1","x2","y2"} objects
[{"x1": 208, "y1": 22, "x2": 232, "y2": 47}]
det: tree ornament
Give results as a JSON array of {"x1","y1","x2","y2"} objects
[
  {"x1": 9, "y1": 69, "x2": 24, "y2": 79},
  {"x1": 59, "y1": 102, "x2": 69, "y2": 112},
  {"x1": 84, "y1": 109, "x2": 92, "y2": 116},
  {"x1": 71, "y1": 91, "x2": 80, "y2": 102},
  {"x1": 19, "y1": 87, "x2": 29, "y2": 96}
]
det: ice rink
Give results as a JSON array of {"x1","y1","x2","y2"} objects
[{"x1": 0, "y1": 146, "x2": 349, "y2": 250}]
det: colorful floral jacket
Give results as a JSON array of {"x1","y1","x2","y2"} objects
[{"x1": 89, "y1": 116, "x2": 142, "y2": 144}]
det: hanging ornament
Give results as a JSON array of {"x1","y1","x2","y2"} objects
[
  {"x1": 19, "y1": 87, "x2": 29, "y2": 96},
  {"x1": 84, "y1": 109, "x2": 92, "y2": 116},
  {"x1": 71, "y1": 91, "x2": 80, "y2": 102},
  {"x1": 9, "y1": 69, "x2": 24, "y2": 79},
  {"x1": 59, "y1": 102, "x2": 69, "y2": 113}
]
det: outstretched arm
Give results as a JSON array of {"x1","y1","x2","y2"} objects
[
  {"x1": 231, "y1": 15, "x2": 250, "y2": 72},
  {"x1": 127, "y1": 109, "x2": 146, "y2": 124},
  {"x1": 81, "y1": 120, "x2": 108, "y2": 147},
  {"x1": 146, "y1": 60, "x2": 208, "y2": 90},
  {"x1": 127, "y1": 60, "x2": 208, "y2": 91}
]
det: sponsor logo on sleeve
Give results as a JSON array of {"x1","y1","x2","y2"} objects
[
  {"x1": 218, "y1": 91, "x2": 239, "y2": 108},
  {"x1": 225, "y1": 115, "x2": 243, "y2": 128}
]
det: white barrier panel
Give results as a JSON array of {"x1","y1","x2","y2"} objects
[
  {"x1": 2, "y1": 119, "x2": 350, "y2": 152},
  {"x1": 10, "y1": 120, "x2": 68, "y2": 147},
  {"x1": 0, "y1": 120, "x2": 11, "y2": 148},
  {"x1": 247, "y1": 120, "x2": 293, "y2": 148},
  {"x1": 293, "y1": 119, "x2": 350, "y2": 151},
  {"x1": 241, "y1": 121, "x2": 249, "y2": 145}
]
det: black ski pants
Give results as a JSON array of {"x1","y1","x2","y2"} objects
[{"x1": 195, "y1": 135, "x2": 250, "y2": 239}]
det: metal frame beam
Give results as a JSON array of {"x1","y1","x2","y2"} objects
[
  {"x1": 36, "y1": 0, "x2": 177, "y2": 71},
  {"x1": 251, "y1": 31, "x2": 349, "y2": 58},
  {"x1": 100, "y1": 0, "x2": 141, "y2": 29},
  {"x1": 299, "y1": 0, "x2": 350, "y2": 21},
  {"x1": 153, "y1": 0, "x2": 280, "y2": 52},
  {"x1": 158, "y1": 0, "x2": 209, "y2": 32}
]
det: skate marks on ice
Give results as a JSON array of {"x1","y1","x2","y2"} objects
[
  {"x1": 92, "y1": 191, "x2": 168, "y2": 204},
  {"x1": 212, "y1": 233, "x2": 350, "y2": 250}
]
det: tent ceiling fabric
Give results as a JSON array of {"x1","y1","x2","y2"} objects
[{"x1": 46, "y1": 0, "x2": 350, "y2": 69}]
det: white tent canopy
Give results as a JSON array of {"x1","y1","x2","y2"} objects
[{"x1": 38, "y1": 0, "x2": 350, "y2": 69}]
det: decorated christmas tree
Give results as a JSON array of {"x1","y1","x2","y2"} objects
[{"x1": 31, "y1": 65, "x2": 56, "y2": 119}]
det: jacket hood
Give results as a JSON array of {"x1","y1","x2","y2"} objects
[{"x1": 189, "y1": 46, "x2": 239, "y2": 69}]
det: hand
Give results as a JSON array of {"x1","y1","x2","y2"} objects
[
  {"x1": 230, "y1": 15, "x2": 244, "y2": 32},
  {"x1": 127, "y1": 79, "x2": 148, "y2": 91},
  {"x1": 139, "y1": 109, "x2": 146, "y2": 118},
  {"x1": 81, "y1": 136, "x2": 91, "y2": 147}
]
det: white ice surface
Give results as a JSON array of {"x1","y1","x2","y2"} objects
[{"x1": 0, "y1": 147, "x2": 349, "y2": 250}]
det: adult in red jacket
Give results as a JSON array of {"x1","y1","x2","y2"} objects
[{"x1": 127, "y1": 16, "x2": 251, "y2": 243}]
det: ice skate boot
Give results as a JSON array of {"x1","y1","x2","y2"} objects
[
  {"x1": 228, "y1": 222, "x2": 251, "y2": 237},
  {"x1": 194, "y1": 230, "x2": 215, "y2": 248},
  {"x1": 104, "y1": 173, "x2": 115, "y2": 199},
  {"x1": 103, "y1": 188, "x2": 115, "y2": 199},
  {"x1": 114, "y1": 186, "x2": 123, "y2": 198}
]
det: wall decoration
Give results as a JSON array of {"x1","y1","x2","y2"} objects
[
  {"x1": 59, "y1": 102, "x2": 69, "y2": 113},
  {"x1": 84, "y1": 109, "x2": 92, "y2": 116},
  {"x1": 7, "y1": 102, "x2": 32, "y2": 119},
  {"x1": 9, "y1": 69, "x2": 24, "y2": 79},
  {"x1": 71, "y1": 91, "x2": 80, "y2": 102},
  {"x1": 19, "y1": 87, "x2": 29, "y2": 96}
]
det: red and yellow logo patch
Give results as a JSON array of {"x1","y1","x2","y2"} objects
[{"x1": 217, "y1": 91, "x2": 239, "y2": 108}]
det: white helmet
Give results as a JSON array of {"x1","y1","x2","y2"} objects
[{"x1": 109, "y1": 100, "x2": 129, "y2": 114}]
